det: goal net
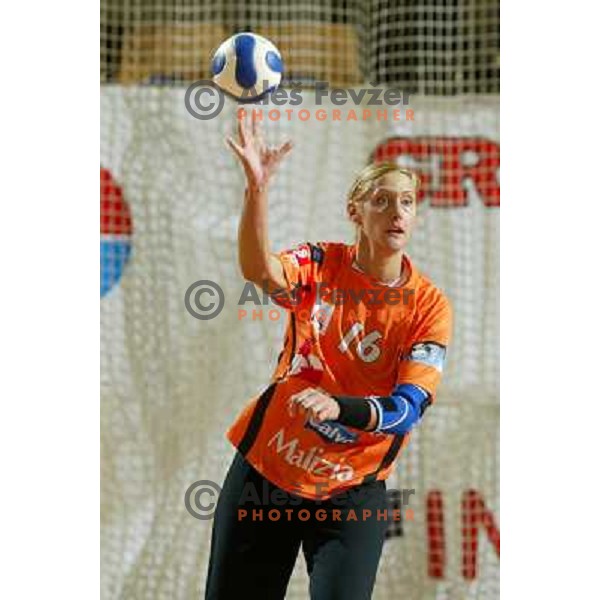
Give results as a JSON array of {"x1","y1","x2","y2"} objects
[{"x1": 101, "y1": 1, "x2": 499, "y2": 599}]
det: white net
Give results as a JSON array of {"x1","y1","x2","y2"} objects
[{"x1": 101, "y1": 2, "x2": 499, "y2": 599}]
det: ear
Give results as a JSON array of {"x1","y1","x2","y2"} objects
[{"x1": 347, "y1": 203, "x2": 362, "y2": 226}]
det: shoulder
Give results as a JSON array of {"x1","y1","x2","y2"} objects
[
  {"x1": 411, "y1": 264, "x2": 452, "y2": 317},
  {"x1": 405, "y1": 265, "x2": 453, "y2": 344},
  {"x1": 313, "y1": 241, "x2": 349, "y2": 264}
]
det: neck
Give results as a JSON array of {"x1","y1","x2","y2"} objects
[{"x1": 354, "y1": 238, "x2": 404, "y2": 284}]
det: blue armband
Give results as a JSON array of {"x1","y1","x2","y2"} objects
[
  {"x1": 334, "y1": 384, "x2": 431, "y2": 435},
  {"x1": 369, "y1": 384, "x2": 430, "y2": 436}
]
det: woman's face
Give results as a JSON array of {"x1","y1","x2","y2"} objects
[{"x1": 351, "y1": 171, "x2": 418, "y2": 253}]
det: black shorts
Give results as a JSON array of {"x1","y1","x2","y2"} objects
[{"x1": 205, "y1": 452, "x2": 388, "y2": 600}]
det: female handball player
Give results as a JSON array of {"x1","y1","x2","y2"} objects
[{"x1": 205, "y1": 114, "x2": 452, "y2": 600}]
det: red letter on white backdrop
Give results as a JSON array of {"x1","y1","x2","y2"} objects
[
  {"x1": 372, "y1": 137, "x2": 500, "y2": 207},
  {"x1": 426, "y1": 490, "x2": 446, "y2": 578},
  {"x1": 462, "y1": 489, "x2": 500, "y2": 580}
]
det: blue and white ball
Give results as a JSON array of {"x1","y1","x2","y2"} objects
[{"x1": 211, "y1": 33, "x2": 284, "y2": 102}]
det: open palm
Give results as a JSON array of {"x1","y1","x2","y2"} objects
[{"x1": 226, "y1": 114, "x2": 293, "y2": 188}]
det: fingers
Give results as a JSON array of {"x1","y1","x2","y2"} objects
[
  {"x1": 270, "y1": 140, "x2": 293, "y2": 167},
  {"x1": 253, "y1": 119, "x2": 265, "y2": 152},
  {"x1": 239, "y1": 112, "x2": 267, "y2": 155},
  {"x1": 308, "y1": 404, "x2": 331, "y2": 422},
  {"x1": 237, "y1": 113, "x2": 247, "y2": 147},
  {"x1": 225, "y1": 136, "x2": 245, "y2": 161},
  {"x1": 308, "y1": 401, "x2": 336, "y2": 423},
  {"x1": 290, "y1": 389, "x2": 336, "y2": 423},
  {"x1": 263, "y1": 139, "x2": 293, "y2": 171},
  {"x1": 277, "y1": 140, "x2": 294, "y2": 158}
]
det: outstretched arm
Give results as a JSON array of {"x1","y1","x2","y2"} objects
[{"x1": 226, "y1": 113, "x2": 293, "y2": 295}]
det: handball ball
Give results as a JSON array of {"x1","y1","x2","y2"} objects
[{"x1": 211, "y1": 33, "x2": 284, "y2": 102}]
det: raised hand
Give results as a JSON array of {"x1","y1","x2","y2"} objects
[{"x1": 226, "y1": 113, "x2": 293, "y2": 189}]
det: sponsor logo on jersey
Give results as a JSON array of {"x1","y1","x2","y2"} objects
[
  {"x1": 310, "y1": 301, "x2": 334, "y2": 335},
  {"x1": 406, "y1": 342, "x2": 446, "y2": 372},
  {"x1": 291, "y1": 245, "x2": 311, "y2": 266},
  {"x1": 289, "y1": 349, "x2": 324, "y2": 385},
  {"x1": 267, "y1": 427, "x2": 355, "y2": 482},
  {"x1": 310, "y1": 244, "x2": 325, "y2": 264},
  {"x1": 305, "y1": 418, "x2": 358, "y2": 444},
  {"x1": 284, "y1": 243, "x2": 325, "y2": 268},
  {"x1": 288, "y1": 340, "x2": 324, "y2": 384}
]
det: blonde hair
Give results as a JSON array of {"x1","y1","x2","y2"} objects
[
  {"x1": 347, "y1": 162, "x2": 420, "y2": 242},
  {"x1": 348, "y1": 162, "x2": 419, "y2": 206}
]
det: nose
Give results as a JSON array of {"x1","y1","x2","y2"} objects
[
  {"x1": 388, "y1": 197, "x2": 404, "y2": 216},
  {"x1": 390, "y1": 220, "x2": 405, "y2": 234}
]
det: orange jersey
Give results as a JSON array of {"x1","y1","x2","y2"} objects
[{"x1": 227, "y1": 241, "x2": 452, "y2": 500}]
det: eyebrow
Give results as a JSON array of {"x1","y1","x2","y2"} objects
[{"x1": 374, "y1": 188, "x2": 415, "y2": 196}]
